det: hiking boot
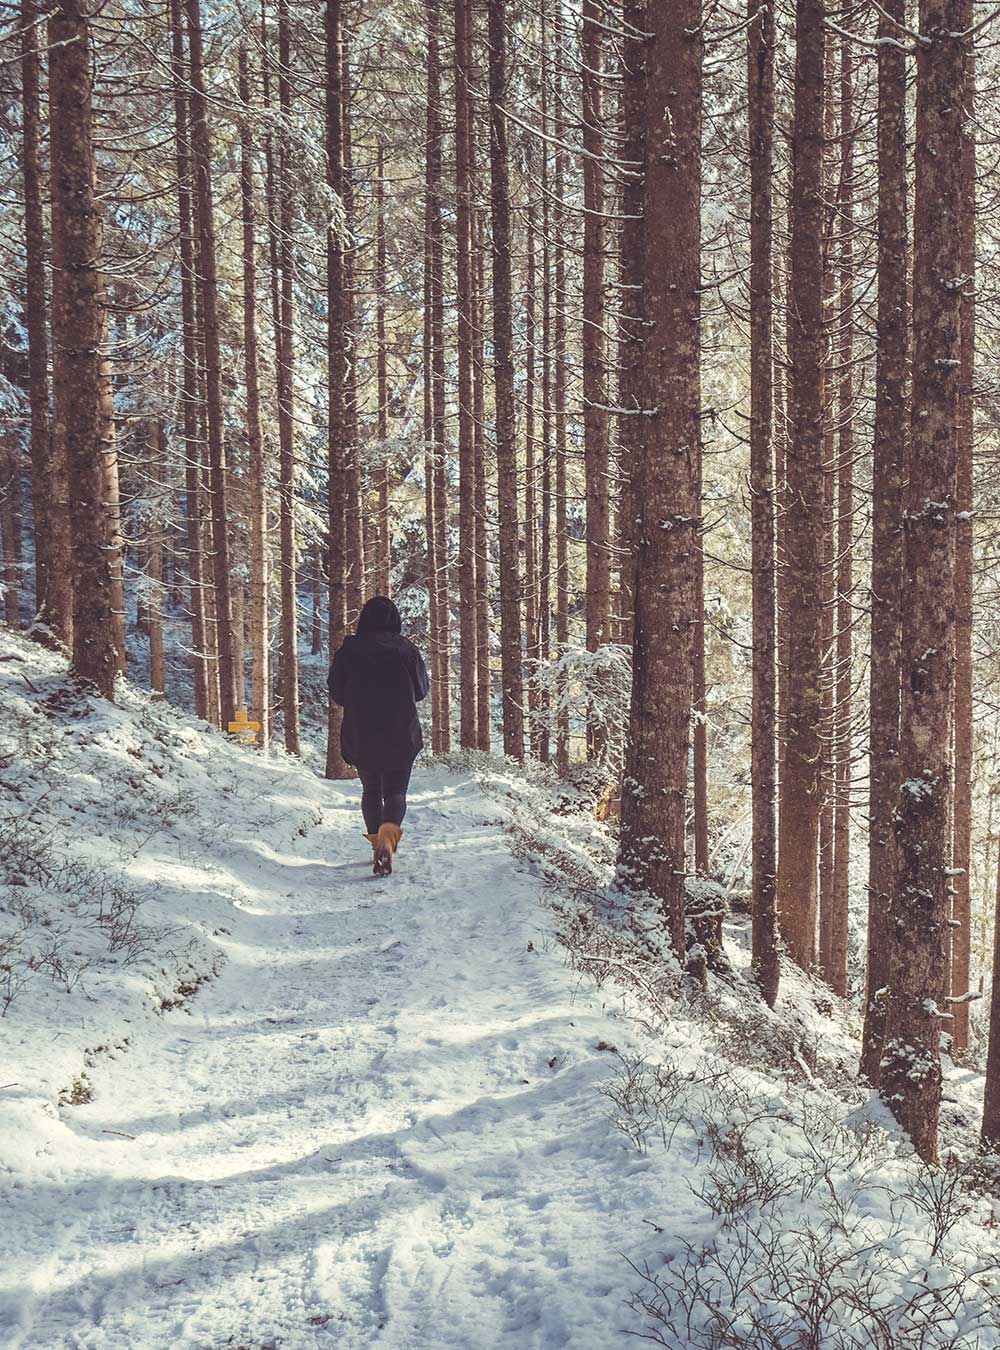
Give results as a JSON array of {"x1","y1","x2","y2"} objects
[{"x1": 373, "y1": 822, "x2": 402, "y2": 877}]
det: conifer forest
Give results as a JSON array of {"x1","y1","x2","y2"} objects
[{"x1": 6, "y1": 0, "x2": 1000, "y2": 1344}]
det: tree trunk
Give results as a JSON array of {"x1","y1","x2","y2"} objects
[
  {"x1": 185, "y1": 0, "x2": 237, "y2": 728},
  {"x1": 818, "y1": 46, "x2": 838, "y2": 982},
  {"x1": 473, "y1": 206, "x2": 492, "y2": 751},
  {"x1": 860, "y1": 0, "x2": 909, "y2": 1085},
  {"x1": 276, "y1": 0, "x2": 300, "y2": 752},
  {"x1": 553, "y1": 16, "x2": 570, "y2": 773},
  {"x1": 454, "y1": 0, "x2": 478, "y2": 748},
  {"x1": 311, "y1": 544, "x2": 323, "y2": 655},
  {"x1": 375, "y1": 140, "x2": 391, "y2": 596},
  {"x1": 48, "y1": 0, "x2": 118, "y2": 700},
  {"x1": 20, "y1": 0, "x2": 57, "y2": 635},
  {"x1": 747, "y1": 0, "x2": 778, "y2": 1007},
  {"x1": 232, "y1": 579, "x2": 246, "y2": 711},
  {"x1": 581, "y1": 0, "x2": 610, "y2": 759},
  {"x1": 148, "y1": 422, "x2": 165, "y2": 698},
  {"x1": 426, "y1": 0, "x2": 451, "y2": 750},
  {"x1": 776, "y1": 0, "x2": 825, "y2": 972},
  {"x1": 619, "y1": 0, "x2": 701, "y2": 964},
  {"x1": 261, "y1": 9, "x2": 282, "y2": 751},
  {"x1": 951, "y1": 29, "x2": 975, "y2": 1057},
  {"x1": 341, "y1": 43, "x2": 364, "y2": 631},
  {"x1": 486, "y1": 0, "x2": 524, "y2": 760},
  {"x1": 325, "y1": 0, "x2": 352, "y2": 779},
  {"x1": 775, "y1": 192, "x2": 790, "y2": 819},
  {"x1": 692, "y1": 468, "x2": 709, "y2": 879},
  {"x1": 618, "y1": 0, "x2": 646, "y2": 651},
  {"x1": 239, "y1": 39, "x2": 270, "y2": 748},
  {"x1": 830, "y1": 33, "x2": 854, "y2": 999},
  {"x1": 423, "y1": 226, "x2": 442, "y2": 750},
  {"x1": 524, "y1": 201, "x2": 539, "y2": 745},
  {"x1": 538, "y1": 13, "x2": 554, "y2": 763},
  {"x1": 168, "y1": 0, "x2": 209, "y2": 720},
  {"x1": 982, "y1": 829, "x2": 1000, "y2": 1149},
  {"x1": 2, "y1": 448, "x2": 21, "y2": 626},
  {"x1": 879, "y1": 0, "x2": 965, "y2": 1165}
]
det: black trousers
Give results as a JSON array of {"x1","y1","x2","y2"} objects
[{"x1": 358, "y1": 761, "x2": 414, "y2": 833}]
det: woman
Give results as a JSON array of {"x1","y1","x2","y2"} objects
[{"x1": 328, "y1": 596, "x2": 430, "y2": 876}]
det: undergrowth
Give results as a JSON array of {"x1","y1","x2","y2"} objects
[
  {"x1": 473, "y1": 756, "x2": 1000, "y2": 1349},
  {"x1": 0, "y1": 807, "x2": 178, "y2": 1014}
]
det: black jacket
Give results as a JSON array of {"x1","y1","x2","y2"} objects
[{"x1": 328, "y1": 599, "x2": 429, "y2": 769}]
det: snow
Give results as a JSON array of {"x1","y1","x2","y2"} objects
[
  {"x1": 0, "y1": 638, "x2": 668, "y2": 1347},
  {"x1": 5, "y1": 763, "x2": 668, "y2": 1347},
  {"x1": 4, "y1": 632, "x2": 1000, "y2": 1348}
]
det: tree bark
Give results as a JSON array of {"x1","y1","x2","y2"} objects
[
  {"x1": 776, "y1": 0, "x2": 826, "y2": 972},
  {"x1": 524, "y1": 200, "x2": 539, "y2": 744},
  {"x1": 325, "y1": 0, "x2": 352, "y2": 779},
  {"x1": 2, "y1": 448, "x2": 21, "y2": 627},
  {"x1": 951, "y1": 26, "x2": 976, "y2": 1057},
  {"x1": 276, "y1": 0, "x2": 300, "y2": 752},
  {"x1": 618, "y1": 0, "x2": 646, "y2": 651},
  {"x1": 423, "y1": 225, "x2": 442, "y2": 749},
  {"x1": 375, "y1": 140, "x2": 391, "y2": 596},
  {"x1": 473, "y1": 206, "x2": 492, "y2": 752},
  {"x1": 830, "y1": 33, "x2": 854, "y2": 999},
  {"x1": 486, "y1": 0, "x2": 524, "y2": 760},
  {"x1": 619, "y1": 0, "x2": 701, "y2": 963},
  {"x1": 148, "y1": 423, "x2": 165, "y2": 698},
  {"x1": 239, "y1": 39, "x2": 270, "y2": 748},
  {"x1": 982, "y1": 828, "x2": 1000, "y2": 1149},
  {"x1": 48, "y1": 0, "x2": 118, "y2": 700},
  {"x1": 426, "y1": 0, "x2": 451, "y2": 749},
  {"x1": 311, "y1": 544, "x2": 323, "y2": 655},
  {"x1": 581, "y1": 0, "x2": 610, "y2": 761},
  {"x1": 20, "y1": 0, "x2": 58, "y2": 635},
  {"x1": 538, "y1": 16, "x2": 554, "y2": 762},
  {"x1": 185, "y1": 0, "x2": 238, "y2": 728},
  {"x1": 747, "y1": 0, "x2": 778, "y2": 1007},
  {"x1": 454, "y1": 0, "x2": 478, "y2": 748},
  {"x1": 818, "y1": 43, "x2": 838, "y2": 983},
  {"x1": 341, "y1": 42, "x2": 365, "y2": 631},
  {"x1": 879, "y1": 0, "x2": 965, "y2": 1164},
  {"x1": 860, "y1": 0, "x2": 909, "y2": 1085},
  {"x1": 553, "y1": 15, "x2": 570, "y2": 773},
  {"x1": 169, "y1": 0, "x2": 209, "y2": 720}
]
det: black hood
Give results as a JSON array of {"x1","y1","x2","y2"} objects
[{"x1": 356, "y1": 595, "x2": 402, "y2": 636}]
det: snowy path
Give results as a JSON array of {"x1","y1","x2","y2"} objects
[{"x1": 6, "y1": 767, "x2": 666, "y2": 1349}]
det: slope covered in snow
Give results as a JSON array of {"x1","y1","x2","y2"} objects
[{"x1": 3, "y1": 633, "x2": 1000, "y2": 1348}]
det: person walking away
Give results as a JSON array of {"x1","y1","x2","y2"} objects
[{"x1": 328, "y1": 596, "x2": 430, "y2": 875}]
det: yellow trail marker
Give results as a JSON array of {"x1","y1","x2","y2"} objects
[{"x1": 227, "y1": 708, "x2": 260, "y2": 744}]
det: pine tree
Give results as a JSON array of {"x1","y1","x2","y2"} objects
[
  {"x1": 581, "y1": 0, "x2": 610, "y2": 694},
  {"x1": 168, "y1": 0, "x2": 209, "y2": 721},
  {"x1": 776, "y1": 0, "x2": 826, "y2": 972},
  {"x1": 951, "y1": 22, "x2": 976, "y2": 1057},
  {"x1": 454, "y1": 0, "x2": 479, "y2": 748},
  {"x1": 879, "y1": 0, "x2": 967, "y2": 1164},
  {"x1": 860, "y1": 0, "x2": 909, "y2": 1085},
  {"x1": 486, "y1": 0, "x2": 525, "y2": 760},
  {"x1": 48, "y1": 0, "x2": 119, "y2": 699},
  {"x1": 325, "y1": 0, "x2": 351, "y2": 780},
  {"x1": 239, "y1": 37, "x2": 270, "y2": 748},
  {"x1": 19, "y1": 0, "x2": 56, "y2": 637},
  {"x1": 619, "y1": 0, "x2": 702, "y2": 962},
  {"x1": 747, "y1": 0, "x2": 778, "y2": 1007},
  {"x1": 185, "y1": 0, "x2": 238, "y2": 728},
  {"x1": 275, "y1": 0, "x2": 300, "y2": 753}
]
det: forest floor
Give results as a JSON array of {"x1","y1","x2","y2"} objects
[
  {"x1": 7, "y1": 763, "x2": 661, "y2": 1347},
  {"x1": 4, "y1": 631, "x2": 1000, "y2": 1348}
]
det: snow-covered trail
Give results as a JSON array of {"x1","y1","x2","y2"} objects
[{"x1": 7, "y1": 766, "x2": 667, "y2": 1349}]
